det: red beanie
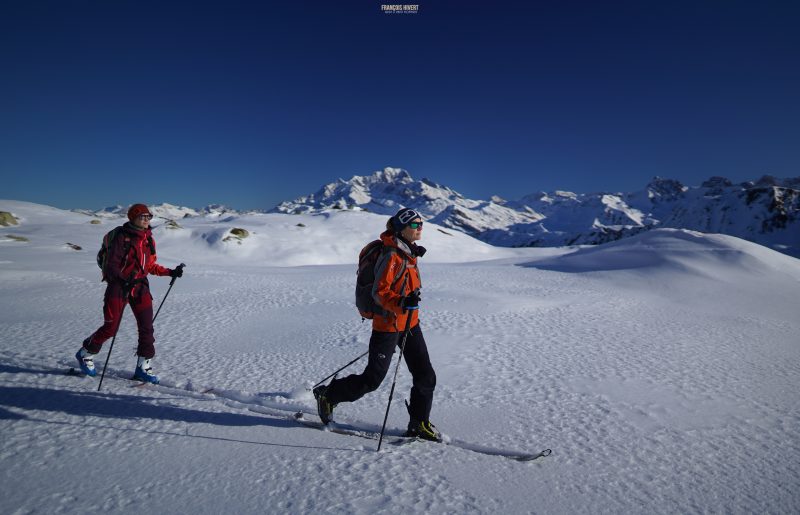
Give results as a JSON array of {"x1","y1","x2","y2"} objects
[{"x1": 127, "y1": 204, "x2": 152, "y2": 221}]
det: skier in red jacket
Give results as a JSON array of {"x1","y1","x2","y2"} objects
[{"x1": 75, "y1": 204, "x2": 183, "y2": 384}]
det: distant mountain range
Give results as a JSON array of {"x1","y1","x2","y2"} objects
[
  {"x1": 82, "y1": 167, "x2": 799, "y2": 257},
  {"x1": 77, "y1": 203, "x2": 249, "y2": 220},
  {"x1": 271, "y1": 167, "x2": 800, "y2": 257}
]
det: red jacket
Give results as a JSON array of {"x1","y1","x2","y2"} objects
[
  {"x1": 105, "y1": 223, "x2": 171, "y2": 285},
  {"x1": 371, "y1": 230, "x2": 422, "y2": 333}
]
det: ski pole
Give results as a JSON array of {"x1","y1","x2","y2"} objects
[
  {"x1": 152, "y1": 263, "x2": 185, "y2": 324},
  {"x1": 97, "y1": 282, "x2": 134, "y2": 392},
  {"x1": 377, "y1": 304, "x2": 416, "y2": 452},
  {"x1": 313, "y1": 350, "x2": 369, "y2": 389}
]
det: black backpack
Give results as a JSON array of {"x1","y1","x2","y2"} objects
[{"x1": 355, "y1": 240, "x2": 407, "y2": 319}]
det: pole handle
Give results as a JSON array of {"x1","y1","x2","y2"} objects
[
  {"x1": 169, "y1": 263, "x2": 186, "y2": 286},
  {"x1": 153, "y1": 263, "x2": 184, "y2": 324}
]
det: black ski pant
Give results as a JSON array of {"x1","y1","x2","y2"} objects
[{"x1": 326, "y1": 324, "x2": 436, "y2": 423}]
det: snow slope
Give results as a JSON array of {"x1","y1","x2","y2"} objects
[
  {"x1": 1, "y1": 201, "x2": 799, "y2": 514},
  {"x1": 0, "y1": 199, "x2": 530, "y2": 267}
]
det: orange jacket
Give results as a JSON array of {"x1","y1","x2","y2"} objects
[{"x1": 371, "y1": 230, "x2": 422, "y2": 333}]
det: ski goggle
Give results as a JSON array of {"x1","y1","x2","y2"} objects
[{"x1": 408, "y1": 221, "x2": 423, "y2": 229}]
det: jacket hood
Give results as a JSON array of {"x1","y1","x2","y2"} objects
[{"x1": 379, "y1": 230, "x2": 419, "y2": 259}]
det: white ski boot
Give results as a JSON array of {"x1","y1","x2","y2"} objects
[
  {"x1": 133, "y1": 356, "x2": 159, "y2": 384},
  {"x1": 75, "y1": 347, "x2": 98, "y2": 377}
]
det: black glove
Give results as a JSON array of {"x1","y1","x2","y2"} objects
[
  {"x1": 401, "y1": 290, "x2": 421, "y2": 310},
  {"x1": 415, "y1": 245, "x2": 427, "y2": 257},
  {"x1": 169, "y1": 267, "x2": 183, "y2": 278}
]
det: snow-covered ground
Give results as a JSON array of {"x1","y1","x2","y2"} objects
[{"x1": 1, "y1": 200, "x2": 798, "y2": 514}]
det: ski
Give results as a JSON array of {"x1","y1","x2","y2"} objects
[
  {"x1": 130, "y1": 380, "x2": 151, "y2": 388},
  {"x1": 67, "y1": 367, "x2": 154, "y2": 387},
  {"x1": 293, "y1": 412, "x2": 551, "y2": 462},
  {"x1": 66, "y1": 367, "x2": 90, "y2": 378},
  {"x1": 293, "y1": 411, "x2": 393, "y2": 442},
  {"x1": 64, "y1": 364, "x2": 551, "y2": 462}
]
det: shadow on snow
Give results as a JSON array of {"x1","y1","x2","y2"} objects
[
  {"x1": 0, "y1": 383, "x2": 367, "y2": 453},
  {"x1": 0, "y1": 384, "x2": 287, "y2": 427}
]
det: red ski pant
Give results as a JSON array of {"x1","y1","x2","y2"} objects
[{"x1": 84, "y1": 282, "x2": 155, "y2": 359}]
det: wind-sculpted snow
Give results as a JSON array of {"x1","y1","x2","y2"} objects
[
  {"x1": 526, "y1": 228, "x2": 800, "y2": 279},
  {"x1": 1, "y1": 200, "x2": 799, "y2": 513}
]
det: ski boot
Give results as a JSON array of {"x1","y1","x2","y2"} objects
[
  {"x1": 133, "y1": 356, "x2": 159, "y2": 384},
  {"x1": 405, "y1": 419, "x2": 442, "y2": 442},
  {"x1": 75, "y1": 347, "x2": 98, "y2": 377},
  {"x1": 312, "y1": 384, "x2": 336, "y2": 425}
]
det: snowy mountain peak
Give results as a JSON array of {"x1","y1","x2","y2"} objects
[
  {"x1": 271, "y1": 167, "x2": 543, "y2": 239},
  {"x1": 273, "y1": 167, "x2": 424, "y2": 215},
  {"x1": 148, "y1": 203, "x2": 201, "y2": 219},
  {"x1": 645, "y1": 176, "x2": 687, "y2": 200},
  {"x1": 376, "y1": 166, "x2": 412, "y2": 183},
  {"x1": 752, "y1": 174, "x2": 800, "y2": 189},
  {"x1": 346, "y1": 167, "x2": 414, "y2": 189},
  {"x1": 701, "y1": 176, "x2": 734, "y2": 189},
  {"x1": 200, "y1": 204, "x2": 244, "y2": 217}
]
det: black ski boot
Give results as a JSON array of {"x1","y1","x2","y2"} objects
[
  {"x1": 313, "y1": 384, "x2": 336, "y2": 425},
  {"x1": 405, "y1": 419, "x2": 441, "y2": 442}
]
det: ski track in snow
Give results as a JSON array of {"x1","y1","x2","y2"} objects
[{"x1": 1, "y1": 204, "x2": 799, "y2": 513}]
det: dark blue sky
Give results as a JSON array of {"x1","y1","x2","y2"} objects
[{"x1": 2, "y1": 1, "x2": 798, "y2": 210}]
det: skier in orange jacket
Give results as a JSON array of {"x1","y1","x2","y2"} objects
[{"x1": 314, "y1": 208, "x2": 439, "y2": 441}]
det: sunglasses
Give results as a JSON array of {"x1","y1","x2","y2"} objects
[
  {"x1": 137, "y1": 214, "x2": 153, "y2": 220},
  {"x1": 408, "y1": 221, "x2": 423, "y2": 229}
]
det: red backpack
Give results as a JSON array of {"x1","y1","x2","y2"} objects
[
  {"x1": 96, "y1": 226, "x2": 153, "y2": 282},
  {"x1": 355, "y1": 240, "x2": 407, "y2": 319}
]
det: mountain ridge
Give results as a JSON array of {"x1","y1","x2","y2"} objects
[
  {"x1": 72, "y1": 167, "x2": 799, "y2": 257},
  {"x1": 271, "y1": 167, "x2": 800, "y2": 257}
]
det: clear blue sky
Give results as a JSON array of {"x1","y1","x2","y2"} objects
[{"x1": 2, "y1": 0, "x2": 798, "y2": 210}]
